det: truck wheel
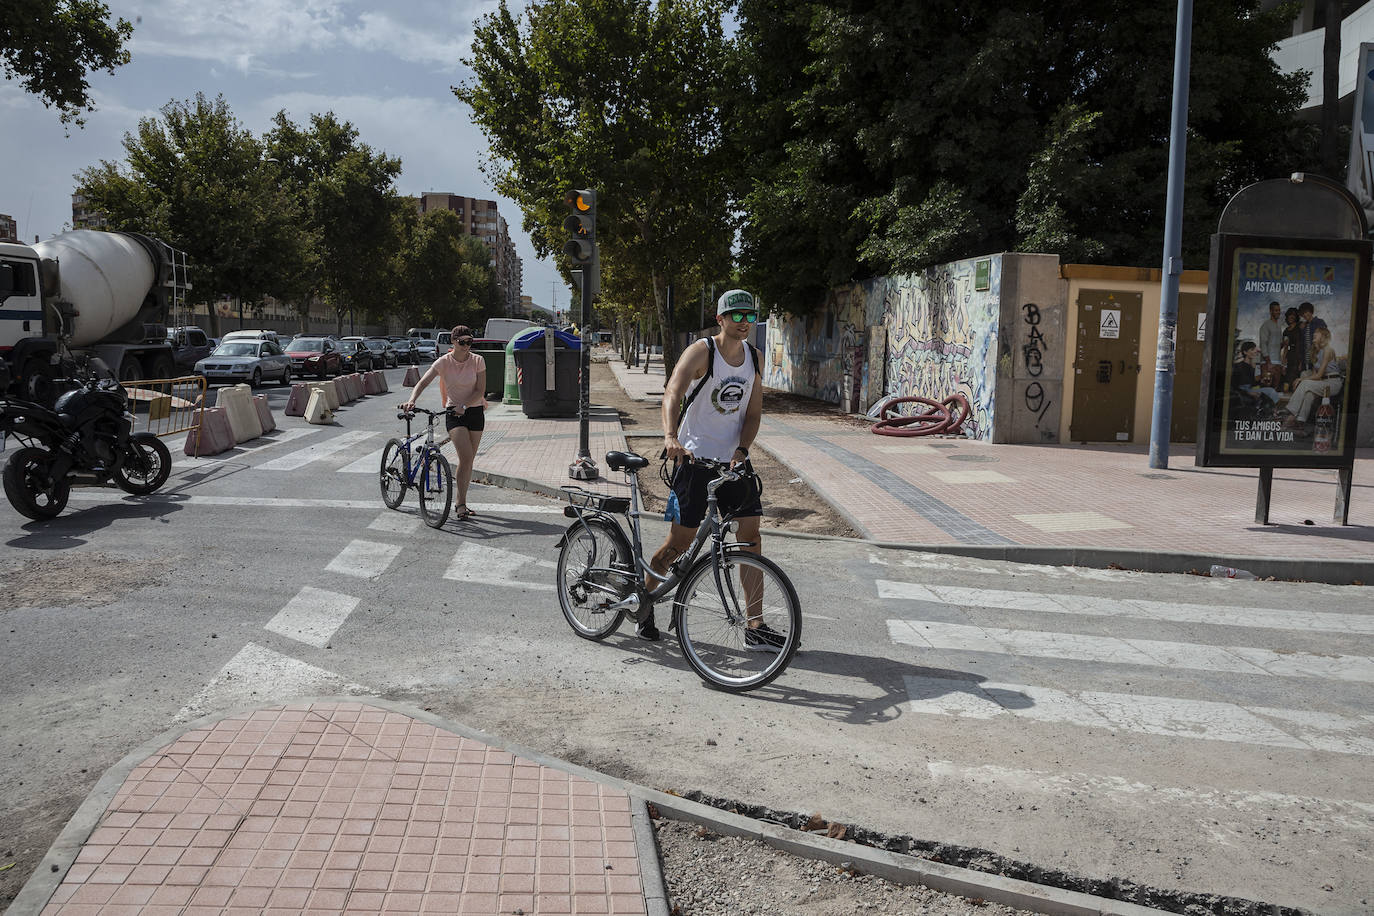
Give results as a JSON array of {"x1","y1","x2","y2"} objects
[
  {"x1": 118, "y1": 358, "x2": 143, "y2": 383},
  {"x1": 21, "y1": 357, "x2": 55, "y2": 405},
  {"x1": 148, "y1": 355, "x2": 175, "y2": 381}
]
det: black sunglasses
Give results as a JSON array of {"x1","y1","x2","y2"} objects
[
  {"x1": 725, "y1": 311, "x2": 758, "y2": 323},
  {"x1": 456, "y1": 338, "x2": 474, "y2": 345}
]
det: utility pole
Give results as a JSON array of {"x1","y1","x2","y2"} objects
[
  {"x1": 562, "y1": 189, "x2": 599, "y2": 481},
  {"x1": 1148, "y1": 0, "x2": 1194, "y2": 469}
]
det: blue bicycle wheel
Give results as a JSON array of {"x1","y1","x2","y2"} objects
[{"x1": 417, "y1": 450, "x2": 452, "y2": 528}]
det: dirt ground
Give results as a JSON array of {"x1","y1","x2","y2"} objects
[{"x1": 591, "y1": 359, "x2": 863, "y2": 539}]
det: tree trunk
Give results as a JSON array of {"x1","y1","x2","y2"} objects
[
  {"x1": 1321, "y1": 0, "x2": 1343, "y2": 179},
  {"x1": 652, "y1": 272, "x2": 683, "y2": 380}
]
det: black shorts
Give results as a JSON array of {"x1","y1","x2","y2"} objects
[
  {"x1": 669, "y1": 459, "x2": 762, "y2": 527},
  {"x1": 445, "y1": 406, "x2": 485, "y2": 432}
]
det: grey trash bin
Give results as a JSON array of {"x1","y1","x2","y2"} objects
[{"x1": 513, "y1": 328, "x2": 582, "y2": 418}]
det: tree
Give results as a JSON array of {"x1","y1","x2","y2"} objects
[
  {"x1": 263, "y1": 111, "x2": 404, "y2": 333},
  {"x1": 393, "y1": 209, "x2": 494, "y2": 330},
  {"x1": 1, "y1": 0, "x2": 131, "y2": 125},
  {"x1": 733, "y1": 0, "x2": 1314, "y2": 316},
  {"x1": 75, "y1": 92, "x2": 307, "y2": 333},
  {"x1": 455, "y1": 0, "x2": 736, "y2": 378}
]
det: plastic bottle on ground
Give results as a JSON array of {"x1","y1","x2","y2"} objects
[{"x1": 1210, "y1": 564, "x2": 1257, "y2": 580}]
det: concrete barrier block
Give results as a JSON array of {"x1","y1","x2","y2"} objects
[
  {"x1": 349, "y1": 373, "x2": 365, "y2": 400},
  {"x1": 253, "y1": 395, "x2": 276, "y2": 433},
  {"x1": 341, "y1": 374, "x2": 358, "y2": 402},
  {"x1": 184, "y1": 407, "x2": 235, "y2": 456},
  {"x1": 310, "y1": 380, "x2": 339, "y2": 411},
  {"x1": 305, "y1": 388, "x2": 335, "y2": 424},
  {"x1": 284, "y1": 382, "x2": 311, "y2": 417},
  {"x1": 403, "y1": 366, "x2": 420, "y2": 387},
  {"x1": 375, "y1": 371, "x2": 389, "y2": 393},
  {"x1": 217, "y1": 384, "x2": 263, "y2": 443},
  {"x1": 331, "y1": 377, "x2": 351, "y2": 404},
  {"x1": 363, "y1": 371, "x2": 383, "y2": 395}
]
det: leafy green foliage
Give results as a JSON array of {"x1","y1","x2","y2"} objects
[
  {"x1": 0, "y1": 0, "x2": 131, "y2": 126},
  {"x1": 733, "y1": 0, "x2": 1316, "y2": 315},
  {"x1": 393, "y1": 209, "x2": 494, "y2": 330},
  {"x1": 75, "y1": 93, "x2": 305, "y2": 311},
  {"x1": 455, "y1": 0, "x2": 735, "y2": 375}
]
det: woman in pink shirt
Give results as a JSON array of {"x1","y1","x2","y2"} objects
[{"x1": 400, "y1": 325, "x2": 486, "y2": 520}]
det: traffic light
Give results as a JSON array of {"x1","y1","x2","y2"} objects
[{"x1": 562, "y1": 189, "x2": 595, "y2": 265}]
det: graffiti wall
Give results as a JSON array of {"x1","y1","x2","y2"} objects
[{"x1": 766, "y1": 255, "x2": 1003, "y2": 441}]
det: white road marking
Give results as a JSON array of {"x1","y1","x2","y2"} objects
[
  {"x1": 902, "y1": 675, "x2": 1374, "y2": 756},
  {"x1": 235, "y1": 427, "x2": 320, "y2": 451},
  {"x1": 264, "y1": 586, "x2": 361, "y2": 647},
  {"x1": 255, "y1": 430, "x2": 378, "y2": 471},
  {"x1": 339, "y1": 446, "x2": 385, "y2": 473},
  {"x1": 176, "y1": 642, "x2": 367, "y2": 721},
  {"x1": 889, "y1": 620, "x2": 1374, "y2": 682},
  {"x1": 924, "y1": 760, "x2": 1374, "y2": 832},
  {"x1": 878, "y1": 581, "x2": 1374, "y2": 635},
  {"x1": 369, "y1": 512, "x2": 422, "y2": 534},
  {"x1": 325, "y1": 539, "x2": 404, "y2": 579},
  {"x1": 444, "y1": 542, "x2": 555, "y2": 590}
]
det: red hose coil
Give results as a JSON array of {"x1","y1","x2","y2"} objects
[{"x1": 871, "y1": 394, "x2": 972, "y2": 437}]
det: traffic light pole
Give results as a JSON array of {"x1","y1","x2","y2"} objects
[{"x1": 568, "y1": 269, "x2": 598, "y2": 480}]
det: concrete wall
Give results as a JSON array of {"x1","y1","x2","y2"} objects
[{"x1": 995, "y1": 255, "x2": 1066, "y2": 444}]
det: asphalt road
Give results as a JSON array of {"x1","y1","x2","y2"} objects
[{"x1": 1, "y1": 372, "x2": 1371, "y2": 914}]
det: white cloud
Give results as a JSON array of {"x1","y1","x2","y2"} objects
[
  {"x1": 119, "y1": 0, "x2": 345, "y2": 70},
  {"x1": 340, "y1": 12, "x2": 472, "y2": 71}
]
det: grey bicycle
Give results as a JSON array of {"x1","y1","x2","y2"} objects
[{"x1": 556, "y1": 450, "x2": 801, "y2": 692}]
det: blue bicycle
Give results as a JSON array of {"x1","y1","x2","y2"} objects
[{"x1": 380, "y1": 407, "x2": 453, "y2": 528}]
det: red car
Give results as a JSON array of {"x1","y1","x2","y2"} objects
[{"x1": 284, "y1": 337, "x2": 342, "y2": 378}]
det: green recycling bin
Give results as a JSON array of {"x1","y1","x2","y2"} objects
[
  {"x1": 513, "y1": 328, "x2": 582, "y2": 418},
  {"x1": 472, "y1": 339, "x2": 505, "y2": 400}
]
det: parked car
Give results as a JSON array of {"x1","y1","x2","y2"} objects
[
  {"x1": 283, "y1": 337, "x2": 342, "y2": 378},
  {"x1": 390, "y1": 338, "x2": 422, "y2": 365},
  {"x1": 363, "y1": 337, "x2": 399, "y2": 368},
  {"x1": 413, "y1": 339, "x2": 438, "y2": 363},
  {"x1": 336, "y1": 338, "x2": 376, "y2": 372},
  {"x1": 166, "y1": 326, "x2": 213, "y2": 373},
  {"x1": 194, "y1": 339, "x2": 292, "y2": 387}
]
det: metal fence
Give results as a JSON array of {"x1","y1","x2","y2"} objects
[{"x1": 121, "y1": 375, "x2": 207, "y2": 439}]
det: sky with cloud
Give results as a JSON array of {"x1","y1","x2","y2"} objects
[{"x1": 0, "y1": 0, "x2": 574, "y2": 314}]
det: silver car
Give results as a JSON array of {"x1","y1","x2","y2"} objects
[{"x1": 194, "y1": 339, "x2": 293, "y2": 387}]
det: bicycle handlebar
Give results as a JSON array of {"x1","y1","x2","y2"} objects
[{"x1": 397, "y1": 405, "x2": 446, "y2": 421}]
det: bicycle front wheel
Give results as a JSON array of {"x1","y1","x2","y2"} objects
[
  {"x1": 556, "y1": 517, "x2": 632, "y2": 640},
  {"x1": 380, "y1": 438, "x2": 408, "y2": 509},
  {"x1": 418, "y1": 451, "x2": 453, "y2": 528},
  {"x1": 674, "y1": 551, "x2": 801, "y2": 692}
]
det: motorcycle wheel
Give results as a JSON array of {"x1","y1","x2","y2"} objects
[
  {"x1": 113, "y1": 433, "x2": 172, "y2": 495},
  {"x1": 3, "y1": 447, "x2": 71, "y2": 520}
]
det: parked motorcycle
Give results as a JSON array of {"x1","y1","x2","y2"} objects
[{"x1": 0, "y1": 375, "x2": 172, "y2": 519}]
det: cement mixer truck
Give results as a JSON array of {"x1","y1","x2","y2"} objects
[{"x1": 0, "y1": 229, "x2": 190, "y2": 401}]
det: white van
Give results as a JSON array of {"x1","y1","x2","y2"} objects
[
  {"x1": 483, "y1": 318, "x2": 537, "y2": 342},
  {"x1": 222, "y1": 329, "x2": 282, "y2": 345}
]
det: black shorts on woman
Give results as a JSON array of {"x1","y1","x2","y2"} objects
[
  {"x1": 669, "y1": 458, "x2": 762, "y2": 528},
  {"x1": 445, "y1": 405, "x2": 485, "y2": 432}
]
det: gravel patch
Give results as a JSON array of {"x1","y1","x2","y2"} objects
[{"x1": 653, "y1": 817, "x2": 1035, "y2": 916}]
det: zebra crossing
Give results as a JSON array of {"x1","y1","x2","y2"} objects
[{"x1": 875, "y1": 561, "x2": 1374, "y2": 758}]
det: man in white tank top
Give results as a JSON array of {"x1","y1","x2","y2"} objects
[{"x1": 636, "y1": 290, "x2": 775, "y2": 647}]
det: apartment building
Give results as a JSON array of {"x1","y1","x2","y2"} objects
[
  {"x1": 71, "y1": 193, "x2": 108, "y2": 230},
  {"x1": 417, "y1": 192, "x2": 524, "y2": 316},
  {"x1": 0, "y1": 213, "x2": 17, "y2": 243}
]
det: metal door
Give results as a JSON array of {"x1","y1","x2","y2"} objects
[
  {"x1": 1070, "y1": 290, "x2": 1142, "y2": 442},
  {"x1": 1169, "y1": 292, "x2": 1208, "y2": 443}
]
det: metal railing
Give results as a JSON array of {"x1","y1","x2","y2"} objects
[{"x1": 121, "y1": 375, "x2": 207, "y2": 439}]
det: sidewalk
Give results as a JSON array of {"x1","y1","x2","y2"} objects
[{"x1": 547, "y1": 349, "x2": 1371, "y2": 583}]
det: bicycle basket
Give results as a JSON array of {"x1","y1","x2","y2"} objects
[{"x1": 560, "y1": 485, "x2": 630, "y2": 516}]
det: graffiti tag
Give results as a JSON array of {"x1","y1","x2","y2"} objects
[{"x1": 1022, "y1": 303, "x2": 1052, "y2": 427}]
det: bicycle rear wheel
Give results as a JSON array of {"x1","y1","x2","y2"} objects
[
  {"x1": 417, "y1": 450, "x2": 452, "y2": 528},
  {"x1": 674, "y1": 551, "x2": 801, "y2": 691},
  {"x1": 380, "y1": 438, "x2": 408, "y2": 509},
  {"x1": 556, "y1": 517, "x2": 632, "y2": 640}
]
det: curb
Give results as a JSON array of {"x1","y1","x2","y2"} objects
[
  {"x1": 472, "y1": 465, "x2": 1374, "y2": 586},
  {"x1": 14, "y1": 696, "x2": 1175, "y2": 916}
]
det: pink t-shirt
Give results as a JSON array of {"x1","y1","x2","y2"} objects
[{"x1": 433, "y1": 352, "x2": 486, "y2": 409}]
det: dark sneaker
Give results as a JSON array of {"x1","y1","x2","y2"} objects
[
  {"x1": 635, "y1": 616, "x2": 661, "y2": 641},
  {"x1": 744, "y1": 622, "x2": 786, "y2": 652}
]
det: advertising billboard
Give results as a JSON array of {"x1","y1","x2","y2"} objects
[{"x1": 1197, "y1": 234, "x2": 1369, "y2": 468}]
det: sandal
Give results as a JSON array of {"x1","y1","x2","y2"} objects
[{"x1": 454, "y1": 504, "x2": 472, "y2": 519}]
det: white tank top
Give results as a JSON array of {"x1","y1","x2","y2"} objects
[{"x1": 677, "y1": 339, "x2": 755, "y2": 462}]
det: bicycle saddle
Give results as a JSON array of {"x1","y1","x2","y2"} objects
[{"x1": 604, "y1": 450, "x2": 649, "y2": 471}]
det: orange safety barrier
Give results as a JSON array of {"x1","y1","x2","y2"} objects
[{"x1": 121, "y1": 375, "x2": 208, "y2": 439}]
